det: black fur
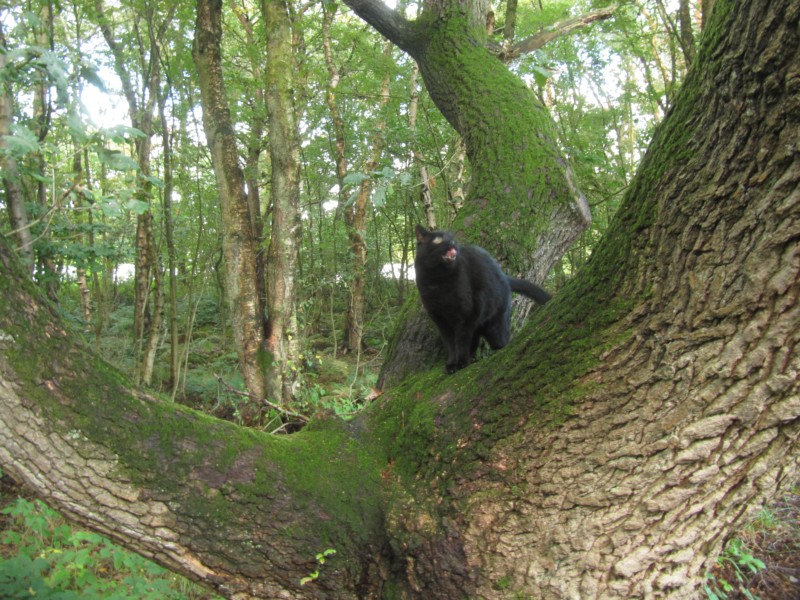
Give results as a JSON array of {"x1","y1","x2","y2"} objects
[{"x1": 414, "y1": 225, "x2": 551, "y2": 374}]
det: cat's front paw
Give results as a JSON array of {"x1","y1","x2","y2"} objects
[{"x1": 445, "y1": 360, "x2": 467, "y2": 374}]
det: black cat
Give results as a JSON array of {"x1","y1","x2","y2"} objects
[{"x1": 414, "y1": 225, "x2": 551, "y2": 374}]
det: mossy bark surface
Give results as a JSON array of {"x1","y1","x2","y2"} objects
[
  {"x1": 0, "y1": 253, "x2": 386, "y2": 597},
  {"x1": 2, "y1": 0, "x2": 800, "y2": 598}
]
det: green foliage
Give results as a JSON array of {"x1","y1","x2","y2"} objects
[
  {"x1": 299, "y1": 548, "x2": 336, "y2": 586},
  {"x1": 0, "y1": 497, "x2": 215, "y2": 599},
  {"x1": 704, "y1": 538, "x2": 766, "y2": 600}
]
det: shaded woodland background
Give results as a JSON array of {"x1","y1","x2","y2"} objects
[{"x1": 1, "y1": 0, "x2": 694, "y2": 421}]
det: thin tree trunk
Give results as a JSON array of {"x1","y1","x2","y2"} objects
[
  {"x1": 322, "y1": 3, "x2": 372, "y2": 355},
  {"x1": 502, "y1": 0, "x2": 518, "y2": 50},
  {"x1": 93, "y1": 0, "x2": 171, "y2": 386},
  {"x1": 702, "y1": 0, "x2": 717, "y2": 29},
  {"x1": 232, "y1": 1, "x2": 269, "y2": 335},
  {"x1": 32, "y1": 0, "x2": 59, "y2": 301},
  {"x1": 262, "y1": 0, "x2": 302, "y2": 404},
  {"x1": 322, "y1": 3, "x2": 349, "y2": 194},
  {"x1": 447, "y1": 137, "x2": 467, "y2": 218},
  {"x1": 0, "y1": 26, "x2": 34, "y2": 273},
  {"x1": 678, "y1": 0, "x2": 696, "y2": 64},
  {"x1": 71, "y1": 145, "x2": 93, "y2": 331},
  {"x1": 158, "y1": 86, "x2": 180, "y2": 398},
  {"x1": 194, "y1": 0, "x2": 268, "y2": 416},
  {"x1": 342, "y1": 42, "x2": 392, "y2": 354},
  {"x1": 138, "y1": 219, "x2": 164, "y2": 386},
  {"x1": 408, "y1": 64, "x2": 436, "y2": 229}
]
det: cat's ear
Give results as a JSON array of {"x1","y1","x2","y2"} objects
[{"x1": 415, "y1": 225, "x2": 430, "y2": 244}]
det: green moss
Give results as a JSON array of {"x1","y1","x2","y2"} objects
[
  {"x1": 2, "y1": 285, "x2": 384, "y2": 566},
  {"x1": 419, "y1": 14, "x2": 575, "y2": 269},
  {"x1": 494, "y1": 575, "x2": 513, "y2": 590}
]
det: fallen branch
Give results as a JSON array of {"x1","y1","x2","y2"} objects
[{"x1": 213, "y1": 373, "x2": 310, "y2": 425}]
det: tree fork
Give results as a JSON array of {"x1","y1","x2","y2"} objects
[{"x1": 1, "y1": 0, "x2": 799, "y2": 599}]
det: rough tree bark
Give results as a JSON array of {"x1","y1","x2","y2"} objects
[{"x1": 1, "y1": 0, "x2": 799, "y2": 598}]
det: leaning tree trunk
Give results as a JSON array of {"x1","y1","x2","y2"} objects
[
  {"x1": 344, "y1": 0, "x2": 593, "y2": 386},
  {"x1": 1, "y1": 0, "x2": 799, "y2": 598}
]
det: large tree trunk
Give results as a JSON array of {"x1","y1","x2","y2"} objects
[
  {"x1": 194, "y1": 0, "x2": 269, "y2": 413},
  {"x1": 1, "y1": 0, "x2": 799, "y2": 598},
  {"x1": 344, "y1": 0, "x2": 592, "y2": 277}
]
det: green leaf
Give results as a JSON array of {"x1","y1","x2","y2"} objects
[
  {"x1": 104, "y1": 125, "x2": 147, "y2": 144},
  {"x1": 345, "y1": 190, "x2": 359, "y2": 207},
  {"x1": 373, "y1": 184, "x2": 388, "y2": 208},
  {"x1": 2, "y1": 124, "x2": 40, "y2": 156},
  {"x1": 79, "y1": 63, "x2": 107, "y2": 92},
  {"x1": 342, "y1": 172, "x2": 369, "y2": 186},
  {"x1": 142, "y1": 174, "x2": 165, "y2": 189},
  {"x1": 531, "y1": 65, "x2": 553, "y2": 87},
  {"x1": 97, "y1": 148, "x2": 139, "y2": 171},
  {"x1": 300, "y1": 571, "x2": 319, "y2": 585},
  {"x1": 98, "y1": 200, "x2": 122, "y2": 218},
  {"x1": 126, "y1": 199, "x2": 151, "y2": 215},
  {"x1": 67, "y1": 112, "x2": 89, "y2": 143}
]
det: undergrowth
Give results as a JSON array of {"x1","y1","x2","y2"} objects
[
  {"x1": 705, "y1": 484, "x2": 800, "y2": 600},
  {"x1": 0, "y1": 474, "x2": 218, "y2": 600}
]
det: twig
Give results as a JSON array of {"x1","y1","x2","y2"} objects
[
  {"x1": 496, "y1": 5, "x2": 618, "y2": 62},
  {"x1": 213, "y1": 373, "x2": 309, "y2": 424}
]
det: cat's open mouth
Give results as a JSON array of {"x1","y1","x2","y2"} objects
[{"x1": 443, "y1": 247, "x2": 457, "y2": 263}]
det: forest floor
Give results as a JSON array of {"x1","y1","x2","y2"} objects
[{"x1": 706, "y1": 483, "x2": 800, "y2": 599}]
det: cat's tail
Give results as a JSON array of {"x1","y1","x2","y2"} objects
[{"x1": 508, "y1": 277, "x2": 551, "y2": 305}]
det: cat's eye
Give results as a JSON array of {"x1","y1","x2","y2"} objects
[{"x1": 433, "y1": 236, "x2": 443, "y2": 245}]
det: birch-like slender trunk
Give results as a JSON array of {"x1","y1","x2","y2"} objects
[{"x1": 194, "y1": 0, "x2": 268, "y2": 416}]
